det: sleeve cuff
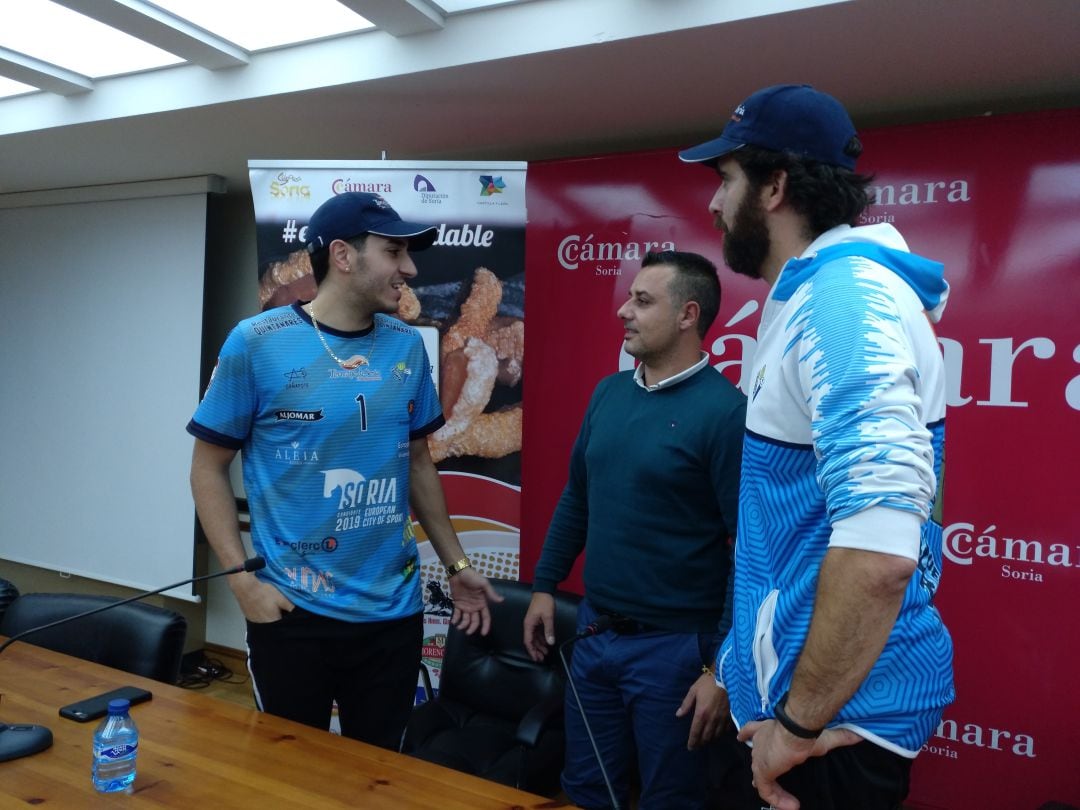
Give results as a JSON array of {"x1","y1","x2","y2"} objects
[
  {"x1": 829, "y1": 506, "x2": 923, "y2": 560},
  {"x1": 532, "y1": 578, "x2": 558, "y2": 595}
]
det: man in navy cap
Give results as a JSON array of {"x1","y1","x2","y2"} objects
[
  {"x1": 189, "y1": 192, "x2": 500, "y2": 749},
  {"x1": 681, "y1": 85, "x2": 954, "y2": 809}
]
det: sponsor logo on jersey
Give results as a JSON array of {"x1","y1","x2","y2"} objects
[
  {"x1": 275, "y1": 441, "x2": 320, "y2": 464},
  {"x1": 276, "y1": 536, "x2": 338, "y2": 554},
  {"x1": 275, "y1": 409, "x2": 324, "y2": 422}
]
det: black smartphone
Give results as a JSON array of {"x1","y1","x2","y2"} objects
[{"x1": 58, "y1": 685, "x2": 152, "y2": 722}]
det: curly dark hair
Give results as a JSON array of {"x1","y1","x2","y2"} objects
[{"x1": 732, "y1": 145, "x2": 875, "y2": 239}]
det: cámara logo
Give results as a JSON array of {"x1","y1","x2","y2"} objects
[
  {"x1": 859, "y1": 177, "x2": 971, "y2": 224},
  {"x1": 943, "y1": 521, "x2": 1079, "y2": 583},
  {"x1": 922, "y1": 716, "x2": 1035, "y2": 760},
  {"x1": 558, "y1": 233, "x2": 676, "y2": 273},
  {"x1": 331, "y1": 179, "x2": 392, "y2": 195}
]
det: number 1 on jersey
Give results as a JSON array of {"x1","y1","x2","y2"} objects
[{"x1": 355, "y1": 394, "x2": 368, "y2": 431}]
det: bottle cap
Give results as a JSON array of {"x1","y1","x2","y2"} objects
[{"x1": 106, "y1": 698, "x2": 131, "y2": 715}]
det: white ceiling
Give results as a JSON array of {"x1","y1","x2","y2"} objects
[{"x1": 1, "y1": 0, "x2": 1078, "y2": 198}]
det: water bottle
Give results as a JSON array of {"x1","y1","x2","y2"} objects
[{"x1": 92, "y1": 698, "x2": 139, "y2": 793}]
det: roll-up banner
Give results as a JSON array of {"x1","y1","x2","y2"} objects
[
  {"x1": 521, "y1": 110, "x2": 1079, "y2": 810},
  {"x1": 249, "y1": 160, "x2": 527, "y2": 696}
]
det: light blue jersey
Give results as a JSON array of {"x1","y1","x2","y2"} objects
[
  {"x1": 718, "y1": 224, "x2": 954, "y2": 756},
  {"x1": 188, "y1": 303, "x2": 443, "y2": 622}
]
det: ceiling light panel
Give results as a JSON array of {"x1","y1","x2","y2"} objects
[
  {"x1": 151, "y1": 0, "x2": 373, "y2": 52},
  {"x1": 0, "y1": 0, "x2": 182, "y2": 78},
  {"x1": 431, "y1": 0, "x2": 524, "y2": 12}
]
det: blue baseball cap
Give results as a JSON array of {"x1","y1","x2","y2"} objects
[
  {"x1": 304, "y1": 192, "x2": 437, "y2": 253},
  {"x1": 679, "y1": 84, "x2": 860, "y2": 170}
]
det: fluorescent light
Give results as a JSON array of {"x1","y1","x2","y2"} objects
[
  {"x1": 151, "y1": 0, "x2": 373, "y2": 51},
  {"x1": 433, "y1": 0, "x2": 524, "y2": 12},
  {"x1": 0, "y1": 0, "x2": 181, "y2": 79}
]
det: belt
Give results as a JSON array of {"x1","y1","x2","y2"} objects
[{"x1": 595, "y1": 608, "x2": 662, "y2": 635}]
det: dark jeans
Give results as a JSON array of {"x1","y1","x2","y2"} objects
[
  {"x1": 246, "y1": 606, "x2": 422, "y2": 750},
  {"x1": 713, "y1": 724, "x2": 912, "y2": 810},
  {"x1": 563, "y1": 600, "x2": 719, "y2": 810}
]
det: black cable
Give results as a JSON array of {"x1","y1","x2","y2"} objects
[
  {"x1": 178, "y1": 653, "x2": 248, "y2": 690},
  {"x1": 559, "y1": 616, "x2": 620, "y2": 810}
]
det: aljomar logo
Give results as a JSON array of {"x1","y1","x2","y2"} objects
[{"x1": 943, "y1": 521, "x2": 1078, "y2": 582}]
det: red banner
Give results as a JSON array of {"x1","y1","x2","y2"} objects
[{"x1": 521, "y1": 109, "x2": 1080, "y2": 809}]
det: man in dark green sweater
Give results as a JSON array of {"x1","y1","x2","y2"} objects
[{"x1": 524, "y1": 250, "x2": 746, "y2": 809}]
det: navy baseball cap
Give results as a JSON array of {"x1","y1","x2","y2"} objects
[
  {"x1": 304, "y1": 192, "x2": 437, "y2": 253},
  {"x1": 679, "y1": 84, "x2": 860, "y2": 170}
]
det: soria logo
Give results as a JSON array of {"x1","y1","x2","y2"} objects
[{"x1": 269, "y1": 172, "x2": 309, "y2": 199}]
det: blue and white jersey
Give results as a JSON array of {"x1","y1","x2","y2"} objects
[
  {"x1": 188, "y1": 303, "x2": 443, "y2": 622},
  {"x1": 718, "y1": 224, "x2": 955, "y2": 756}
]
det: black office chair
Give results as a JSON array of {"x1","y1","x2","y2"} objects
[
  {"x1": 0, "y1": 593, "x2": 188, "y2": 684},
  {"x1": 401, "y1": 578, "x2": 581, "y2": 796},
  {"x1": 0, "y1": 578, "x2": 18, "y2": 625}
]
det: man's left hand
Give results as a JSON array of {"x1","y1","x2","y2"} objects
[
  {"x1": 676, "y1": 672, "x2": 730, "y2": 750},
  {"x1": 737, "y1": 719, "x2": 862, "y2": 810},
  {"x1": 447, "y1": 568, "x2": 503, "y2": 635}
]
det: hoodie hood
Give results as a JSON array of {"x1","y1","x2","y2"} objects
[{"x1": 775, "y1": 224, "x2": 949, "y2": 322}]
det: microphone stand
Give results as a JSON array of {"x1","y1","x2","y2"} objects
[
  {"x1": 558, "y1": 614, "x2": 620, "y2": 810},
  {"x1": 0, "y1": 557, "x2": 265, "y2": 762}
]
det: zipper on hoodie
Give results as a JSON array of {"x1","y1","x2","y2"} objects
[{"x1": 753, "y1": 589, "x2": 780, "y2": 714}]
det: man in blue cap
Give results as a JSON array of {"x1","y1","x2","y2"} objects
[
  {"x1": 680, "y1": 85, "x2": 954, "y2": 809},
  {"x1": 189, "y1": 192, "x2": 501, "y2": 749}
]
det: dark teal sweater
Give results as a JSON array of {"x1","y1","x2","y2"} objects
[{"x1": 533, "y1": 366, "x2": 745, "y2": 634}]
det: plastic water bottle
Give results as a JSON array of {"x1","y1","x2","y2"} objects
[{"x1": 92, "y1": 698, "x2": 139, "y2": 792}]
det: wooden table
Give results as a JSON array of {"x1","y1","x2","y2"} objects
[{"x1": 1, "y1": 640, "x2": 571, "y2": 808}]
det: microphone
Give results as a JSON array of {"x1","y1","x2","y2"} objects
[
  {"x1": 0, "y1": 556, "x2": 265, "y2": 762},
  {"x1": 558, "y1": 612, "x2": 620, "y2": 810},
  {"x1": 0, "y1": 557, "x2": 265, "y2": 658}
]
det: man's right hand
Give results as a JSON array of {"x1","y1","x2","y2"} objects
[
  {"x1": 229, "y1": 572, "x2": 294, "y2": 623},
  {"x1": 523, "y1": 592, "x2": 556, "y2": 662}
]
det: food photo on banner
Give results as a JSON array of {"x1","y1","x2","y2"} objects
[
  {"x1": 521, "y1": 108, "x2": 1079, "y2": 810},
  {"x1": 248, "y1": 160, "x2": 527, "y2": 699}
]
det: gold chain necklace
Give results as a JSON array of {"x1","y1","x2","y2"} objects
[{"x1": 308, "y1": 303, "x2": 376, "y2": 369}]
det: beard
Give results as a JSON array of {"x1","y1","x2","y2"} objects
[{"x1": 720, "y1": 194, "x2": 770, "y2": 280}]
